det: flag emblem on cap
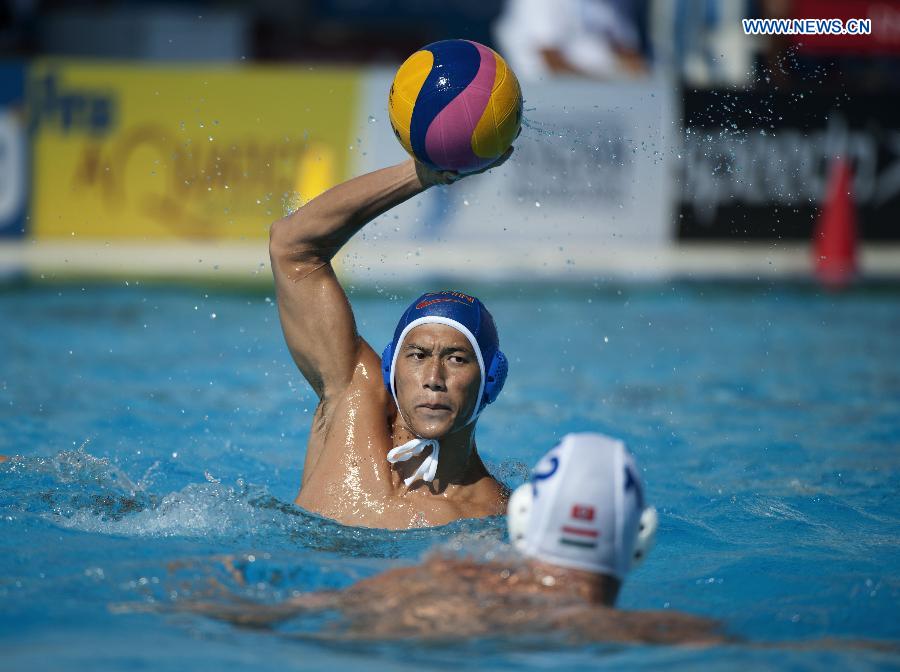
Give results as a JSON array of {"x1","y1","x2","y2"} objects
[
  {"x1": 559, "y1": 525, "x2": 599, "y2": 549},
  {"x1": 560, "y1": 505, "x2": 599, "y2": 548},
  {"x1": 571, "y1": 505, "x2": 594, "y2": 521}
]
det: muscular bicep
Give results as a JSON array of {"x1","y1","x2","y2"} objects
[{"x1": 271, "y1": 254, "x2": 366, "y2": 400}]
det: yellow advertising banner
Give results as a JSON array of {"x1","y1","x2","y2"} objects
[{"x1": 29, "y1": 60, "x2": 360, "y2": 239}]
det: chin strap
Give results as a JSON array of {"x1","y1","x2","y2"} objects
[{"x1": 386, "y1": 438, "x2": 440, "y2": 486}]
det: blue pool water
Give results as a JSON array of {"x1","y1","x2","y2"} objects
[{"x1": 1, "y1": 280, "x2": 898, "y2": 671}]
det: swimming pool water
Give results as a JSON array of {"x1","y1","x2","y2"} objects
[{"x1": 1, "y1": 280, "x2": 898, "y2": 671}]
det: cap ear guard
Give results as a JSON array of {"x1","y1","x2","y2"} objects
[
  {"x1": 506, "y1": 483, "x2": 533, "y2": 552},
  {"x1": 481, "y1": 350, "x2": 508, "y2": 408},
  {"x1": 631, "y1": 506, "x2": 658, "y2": 569}
]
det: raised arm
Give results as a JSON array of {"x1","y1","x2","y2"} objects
[
  {"x1": 269, "y1": 160, "x2": 442, "y2": 402},
  {"x1": 269, "y1": 151, "x2": 512, "y2": 403}
]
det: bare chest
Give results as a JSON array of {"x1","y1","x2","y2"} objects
[{"x1": 294, "y1": 386, "x2": 499, "y2": 529}]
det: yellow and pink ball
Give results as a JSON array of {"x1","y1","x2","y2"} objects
[{"x1": 389, "y1": 39, "x2": 523, "y2": 174}]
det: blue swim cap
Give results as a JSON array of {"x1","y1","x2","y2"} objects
[{"x1": 381, "y1": 290, "x2": 508, "y2": 424}]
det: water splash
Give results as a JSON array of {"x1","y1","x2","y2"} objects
[
  {"x1": 0, "y1": 450, "x2": 501, "y2": 557},
  {"x1": 521, "y1": 113, "x2": 567, "y2": 140},
  {"x1": 282, "y1": 191, "x2": 303, "y2": 216},
  {"x1": 1, "y1": 450, "x2": 153, "y2": 521}
]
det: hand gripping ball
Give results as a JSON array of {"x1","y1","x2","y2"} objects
[{"x1": 388, "y1": 39, "x2": 523, "y2": 173}]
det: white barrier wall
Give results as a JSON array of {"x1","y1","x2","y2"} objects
[{"x1": 345, "y1": 70, "x2": 677, "y2": 281}]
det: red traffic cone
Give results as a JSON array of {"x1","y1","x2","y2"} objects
[{"x1": 813, "y1": 157, "x2": 858, "y2": 289}]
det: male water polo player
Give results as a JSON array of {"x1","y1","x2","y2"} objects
[
  {"x1": 269, "y1": 154, "x2": 513, "y2": 528},
  {"x1": 148, "y1": 433, "x2": 728, "y2": 644}
]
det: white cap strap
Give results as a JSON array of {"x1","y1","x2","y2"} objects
[{"x1": 387, "y1": 438, "x2": 440, "y2": 486}]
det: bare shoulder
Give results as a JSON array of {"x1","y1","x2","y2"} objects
[
  {"x1": 295, "y1": 344, "x2": 396, "y2": 515},
  {"x1": 454, "y1": 470, "x2": 509, "y2": 517},
  {"x1": 334, "y1": 343, "x2": 391, "y2": 428},
  {"x1": 562, "y1": 607, "x2": 728, "y2": 645}
]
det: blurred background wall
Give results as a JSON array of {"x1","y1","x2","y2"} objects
[{"x1": 1, "y1": 0, "x2": 898, "y2": 281}]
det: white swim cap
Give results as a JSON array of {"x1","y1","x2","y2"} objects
[{"x1": 506, "y1": 433, "x2": 657, "y2": 579}]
